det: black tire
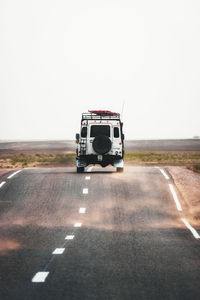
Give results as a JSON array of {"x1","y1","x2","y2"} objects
[
  {"x1": 77, "y1": 167, "x2": 84, "y2": 173},
  {"x1": 92, "y1": 135, "x2": 112, "y2": 154},
  {"x1": 117, "y1": 167, "x2": 124, "y2": 173}
]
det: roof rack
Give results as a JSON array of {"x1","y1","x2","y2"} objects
[{"x1": 82, "y1": 110, "x2": 120, "y2": 121}]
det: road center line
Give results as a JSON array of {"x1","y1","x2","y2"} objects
[
  {"x1": 74, "y1": 222, "x2": 82, "y2": 227},
  {"x1": 159, "y1": 168, "x2": 170, "y2": 180},
  {"x1": 169, "y1": 184, "x2": 182, "y2": 211},
  {"x1": 83, "y1": 188, "x2": 88, "y2": 194},
  {"x1": 65, "y1": 235, "x2": 74, "y2": 240},
  {"x1": 181, "y1": 218, "x2": 200, "y2": 239},
  {"x1": 85, "y1": 176, "x2": 90, "y2": 180},
  {"x1": 32, "y1": 272, "x2": 49, "y2": 283},
  {"x1": 0, "y1": 181, "x2": 6, "y2": 189},
  {"x1": 7, "y1": 170, "x2": 22, "y2": 179},
  {"x1": 79, "y1": 207, "x2": 86, "y2": 213},
  {"x1": 52, "y1": 248, "x2": 65, "y2": 254}
]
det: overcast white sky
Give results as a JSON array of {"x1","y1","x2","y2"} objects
[{"x1": 0, "y1": 0, "x2": 200, "y2": 140}]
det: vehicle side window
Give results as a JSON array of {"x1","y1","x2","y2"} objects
[
  {"x1": 81, "y1": 127, "x2": 87, "y2": 138},
  {"x1": 114, "y1": 127, "x2": 119, "y2": 138}
]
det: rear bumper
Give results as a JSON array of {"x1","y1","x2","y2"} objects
[{"x1": 76, "y1": 154, "x2": 123, "y2": 167}]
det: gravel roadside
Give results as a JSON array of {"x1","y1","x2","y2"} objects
[
  {"x1": 0, "y1": 169, "x2": 12, "y2": 179},
  {"x1": 167, "y1": 166, "x2": 200, "y2": 228}
]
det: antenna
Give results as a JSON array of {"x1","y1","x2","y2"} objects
[{"x1": 121, "y1": 100, "x2": 125, "y2": 119}]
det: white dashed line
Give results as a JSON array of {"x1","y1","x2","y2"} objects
[
  {"x1": 74, "y1": 223, "x2": 82, "y2": 227},
  {"x1": 65, "y1": 235, "x2": 74, "y2": 240},
  {"x1": 83, "y1": 188, "x2": 88, "y2": 194},
  {"x1": 87, "y1": 167, "x2": 93, "y2": 172},
  {"x1": 52, "y1": 248, "x2": 65, "y2": 254},
  {"x1": 159, "y1": 168, "x2": 170, "y2": 180},
  {"x1": 181, "y1": 218, "x2": 200, "y2": 239},
  {"x1": 7, "y1": 170, "x2": 22, "y2": 179},
  {"x1": 169, "y1": 184, "x2": 182, "y2": 211},
  {"x1": 0, "y1": 181, "x2": 6, "y2": 189},
  {"x1": 32, "y1": 272, "x2": 49, "y2": 283},
  {"x1": 79, "y1": 207, "x2": 86, "y2": 214},
  {"x1": 85, "y1": 176, "x2": 90, "y2": 180}
]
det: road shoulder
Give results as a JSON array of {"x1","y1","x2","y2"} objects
[
  {"x1": 167, "y1": 166, "x2": 200, "y2": 227},
  {"x1": 0, "y1": 169, "x2": 13, "y2": 180}
]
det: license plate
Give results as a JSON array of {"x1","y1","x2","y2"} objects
[{"x1": 97, "y1": 155, "x2": 103, "y2": 161}]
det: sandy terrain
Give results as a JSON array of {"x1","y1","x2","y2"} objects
[{"x1": 0, "y1": 139, "x2": 200, "y2": 153}]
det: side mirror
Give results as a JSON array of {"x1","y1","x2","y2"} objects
[{"x1": 75, "y1": 133, "x2": 80, "y2": 143}]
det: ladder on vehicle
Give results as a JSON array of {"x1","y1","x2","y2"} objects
[{"x1": 80, "y1": 138, "x2": 87, "y2": 155}]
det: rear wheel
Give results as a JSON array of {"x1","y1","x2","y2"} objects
[
  {"x1": 77, "y1": 167, "x2": 84, "y2": 173},
  {"x1": 117, "y1": 167, "x2": 124, "y2": 173}
]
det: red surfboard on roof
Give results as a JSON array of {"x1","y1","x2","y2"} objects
[{"x1": 88, "y1": 110, "x2": 119, "y2": 116}]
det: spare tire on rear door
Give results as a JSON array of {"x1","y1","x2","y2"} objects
[{"x1": 92, "y1": 135, "x2": 112, "y2": 154}]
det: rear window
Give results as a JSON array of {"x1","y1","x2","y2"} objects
[
  {"x1": 114, "y1": 127, "x2": 119, "y2": 138},
  {"x1": 81, "y1": 127, "x2": 87, "y2": 138},
  {"x1": 91, "y1": 125, "x2": 110, "y2": 137}
]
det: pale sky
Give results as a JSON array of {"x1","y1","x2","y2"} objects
[{"x1": 0, "y1": 0, "x2": 200, "y2": 140}]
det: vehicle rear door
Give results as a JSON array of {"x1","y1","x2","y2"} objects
[{"x1": 87, "y1": 124, "x2": 111, "y2": 154}]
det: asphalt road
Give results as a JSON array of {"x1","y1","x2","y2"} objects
[
  {"x1": 0, "y1": 166, "x2": 200, "y2": 300},
  {"x1": 0, "y1": 139, "x2": 200, "y2": 153}
]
